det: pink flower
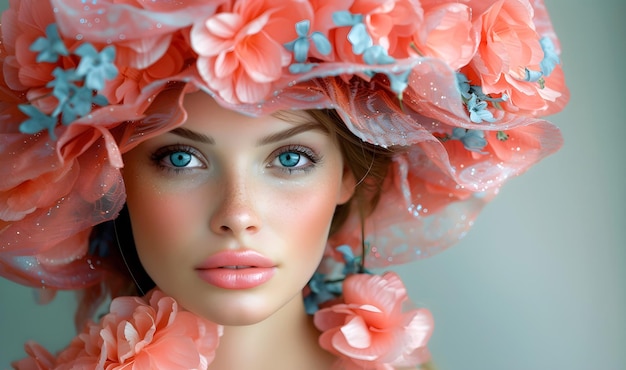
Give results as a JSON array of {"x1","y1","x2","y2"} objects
[
  {"x1": 17, "y1": 289, "x2": 223, "y2": 370},
  {"x1": 314, "y1": 272, "x2": 433, "y2": 369},
  {"x1": 191, "y1": 0, "x2": 314, "y2": 104},
  {"x1": 0, "y1": 0, "x2": 58, "y2": 92},
  {"x1": 332, "y1": 0, "x2": 423, "y2": 62},
  {"x1": 51, "y1": 0, "x2": 210, "y2": 70},
  {"x1": 12, "y1": 341, "x2": 56, "y2": 370},
  {"x1": 464, "y1": 0, "x2": 567, "y2": 115},
  {"x1": 412, "y1": 1, "x2": 478, "y2": 70},
  {"x1": 0, "y1": 0, "x2": 81, "y2": 114},
  {"x1": 100, "y1": 33, "x2": 192, "y2": 105}
]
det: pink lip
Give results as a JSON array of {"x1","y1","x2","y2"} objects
[{"x1": 195, "y1": 250, "x2": 276, "y2": 290}]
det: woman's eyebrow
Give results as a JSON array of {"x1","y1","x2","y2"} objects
[
  {"x1": 169, "y1": 127, "x2": 214, "y2": 144},
  {"x1": 168, "y1": 121, "x2": 326, "y2": 145},
  {"x1": 258, "y1": 122, "x2": 327, "y2": 145}
]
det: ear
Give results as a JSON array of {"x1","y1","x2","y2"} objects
[{"x1": 337, "y1": 164, "x2": 356, "y2": 205}]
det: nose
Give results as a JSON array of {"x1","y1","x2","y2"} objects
[{"x1": 209, "y1": 169, "x2": 261, "y2": 236}]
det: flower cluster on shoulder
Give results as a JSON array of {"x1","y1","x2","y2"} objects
[
  {"x1": 314, "y1": 271, "x2": 433, "y2": 369},
  {"x1": 12, "y1": 290, "x2": 223, "y2": 370},
  {"x1": 304, "y1": 246, "x2": 434, "y2": 369}
]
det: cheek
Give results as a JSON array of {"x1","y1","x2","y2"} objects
[
  {"x1": 271, "y1": 182, "x2": 341, "y2": 253},
  {"x1": 125, "y1": 179, "x2": 206, "y2": 260}
]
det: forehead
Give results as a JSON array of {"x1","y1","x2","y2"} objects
[{"x1": 182, "y1": 91, "x2": 320, "y2": 135}]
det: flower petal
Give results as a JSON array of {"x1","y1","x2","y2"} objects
[{"x1": 340, "y1": 315, "x2": 372, "y2": 349}]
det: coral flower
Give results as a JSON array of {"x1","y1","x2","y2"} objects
[
  {"x1": 331, "y1": 0, "x2": 423, "y2": 63},
  {"x1": 413, "y1": 2, "x2": 477, "y2": 70},
  {"x1": 191, "y1": 0, "x2": 313, "y2": 104},
  {"x1": 314, "y1": 272, "x2": 434, "y2": 369},
  {"x1": 0, "y1": 0, "x2": 58, "y2": 91},
  {"x1": 14, "y1": 290, "x2": 223, "y2": 370},
  {"x1": 465, "y1": 0, "x2": 566, "y2": 115}
]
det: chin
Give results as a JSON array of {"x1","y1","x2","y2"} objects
[{"x1": 178, "y1": 291, "x2": 295, "y2": 327}]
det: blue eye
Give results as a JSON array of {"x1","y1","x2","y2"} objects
[
  {"x1": 151, "y1": 145, "x2": 205, "y2": 172},
  {"x1": 169, "y1": 151, "x2": 192, "y2": 167},
  {"x1": 270, "y1": 145, "x2": 319, "y2": 174},
  {"x1": 278, "y1": 151, "x2": 301, "y2": 167}
]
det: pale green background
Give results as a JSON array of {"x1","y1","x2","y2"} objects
[{"x1": 1, "y1": 0, "x2": 624, "y2": 369}]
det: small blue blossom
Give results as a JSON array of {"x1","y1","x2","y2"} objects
[
  {"x1": 75, "y1": 43, "x2": 118, "y2": 90},
  {"x1": 333, "y1": 11, "x2": 377, "y2": 56},
  {"x1": 18, "y1": 104, "x2": 58, "y2": 138},
  {"x1": 347, "y1": 23, "x2": 373, "y2": 55},
  {"x1": 363, "y1": 45, "x2": 395, "y2": 65},
  {"x1": 58, "y1": 86, "x2": 98, "y2": 125},
  {"x1": 18, "y1": 38, "x2": 118, "y2": 137},
  {"x1": 524, "y1": 68, "x2": 543, "y2": 83},
  {"x1": 284, "y1": 20, "x2": 331, "y2": 73},
  {"x1": 29, "y1": 24, "x2": 69, "y2": 63},
  {"x1": 47, "y1": 67, "x2": 80, "y2": 115},
  {"x1": 451, "y1": 128, "x2": 488, "y2": 153},
  {"x1": 336, "y1": 245, "x2": 371, "y2": 275},
  {"x1": 466, "y1": 94, "x2": 496, "y2": 123},
  {"x1": 332, "y1": 10, "x2": 364, "y2": 27},
  {"x1": 387, "y1": 69, "x2": 411, "y2": 97},
  {"x1": 456, "y1": 72, "x2": 472, "y2": 99},
  {"x1": 539, "y1": 36, "x2": 560, "y2": 77},
  {"x1": 304, "y1": 272, "x2": 342, "y2": 314},
  {"x1": 288, "y1": 63, "x2": 318, "y2": 74},
  {"x1": 468, "y1": 85, "x2": 508, "y2": 104},
  {"x1": 458, "y1": 74, "x2": 507, "y2": 124}
]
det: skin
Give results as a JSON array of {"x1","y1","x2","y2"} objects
[{"x1": 122, "y1": 91, "x2": 354, "y2": 369}]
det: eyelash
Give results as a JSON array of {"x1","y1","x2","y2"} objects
[
  {"x1": 149, "y1": 144, "x2": 321, "y2": 175},
  {"x1": 150, "y1": 144, "x2": 205, "y2": 174},
  {"x1": 270, "y1": 145, "x2": 321, "y2": 174}
]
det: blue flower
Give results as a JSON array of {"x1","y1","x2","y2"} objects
[
  {"x1": 304, "y1": 272, "x2": 341, "y2": 314},
  {"x1": 456, "y1": 72, "x2": 472, "y2": 99},
  {"x1": 333, "y1": 11, "x2": 375, "y2": 56},
  {"x1": 466, "y1": 94, "x2": 496, "y2": 123},
  {"x1": 524, "y1": 68, "x2": 543, "y2": 83},
  {"x1": 284, "y1": 20, "x2": 331, "y2": 63},
  {"x1": 18, "y1": 104, "x2": 58, "y2": 138},
  {"x1": 289, "y1": 63, "x2": 318, "y2": 74},
  {"x1": 284, "y1": 20, "x2": 331, "y2": 74},
  {"x1": 332, "y1": 10, "x2": 363, "y2": 27},
  {"x1": 46, "y1": 67, "x2": 109, "y2": 125},
  {"x1": 47, "y1": 67, "x2": 80, "y2": 115},
  {"x1": 336, "y1": 245, "x2": 371, "y2": 275},
  {"x1": 19, "y1": 31, "x2": 118, "y2": 137},
  {"x1": 29, "y1": 24, "x2": 69, "y2": 63},
  {"x1": 539, "y1": 36, "x2": 560, "y2": 77},
  {"x1": 468, "y1": 85, "x2": 508, "y2": 104},
  {"x1": 75, "y1": 43, "x2": 118, "y2": 91},
  {"x1": 347, "y1": 23, "x2": 373, "y2": 55},
  {"x1": 387, "y1": 69, "x2": 411, "y2": 97},
  {"x1": 59, "y1": 86, "x2": 98, "y2": 125},
  {"x1": 363, "y1": 45, "x2": 395, "y2": 65},
  {"x1": 451, "y1": 128, "x2": 488, "y2": 153}
]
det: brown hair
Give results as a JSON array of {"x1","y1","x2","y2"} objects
[{"x1": 304, "y1": 109, "x2": 396, "y2": 236}]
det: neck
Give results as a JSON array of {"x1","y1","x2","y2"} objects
[{"x1": 207, "y1": 296, "x2": 336, "y2": 370}]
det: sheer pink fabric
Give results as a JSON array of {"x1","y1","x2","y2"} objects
[{"x1": 0, "y1": 0, "x2": 568, "y2": 291}]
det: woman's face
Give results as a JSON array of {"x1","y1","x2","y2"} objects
[{"x1": 122, "y1": 92, "x2": 354, "y2": 325}]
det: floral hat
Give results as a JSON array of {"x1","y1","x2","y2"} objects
[{"x1": 0, "y1": 0, "x2": 567, "y2": 295}]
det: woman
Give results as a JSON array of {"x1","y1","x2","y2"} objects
[{"x1": 0, "y1": 0, "x2": 568, "y2": 368}]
